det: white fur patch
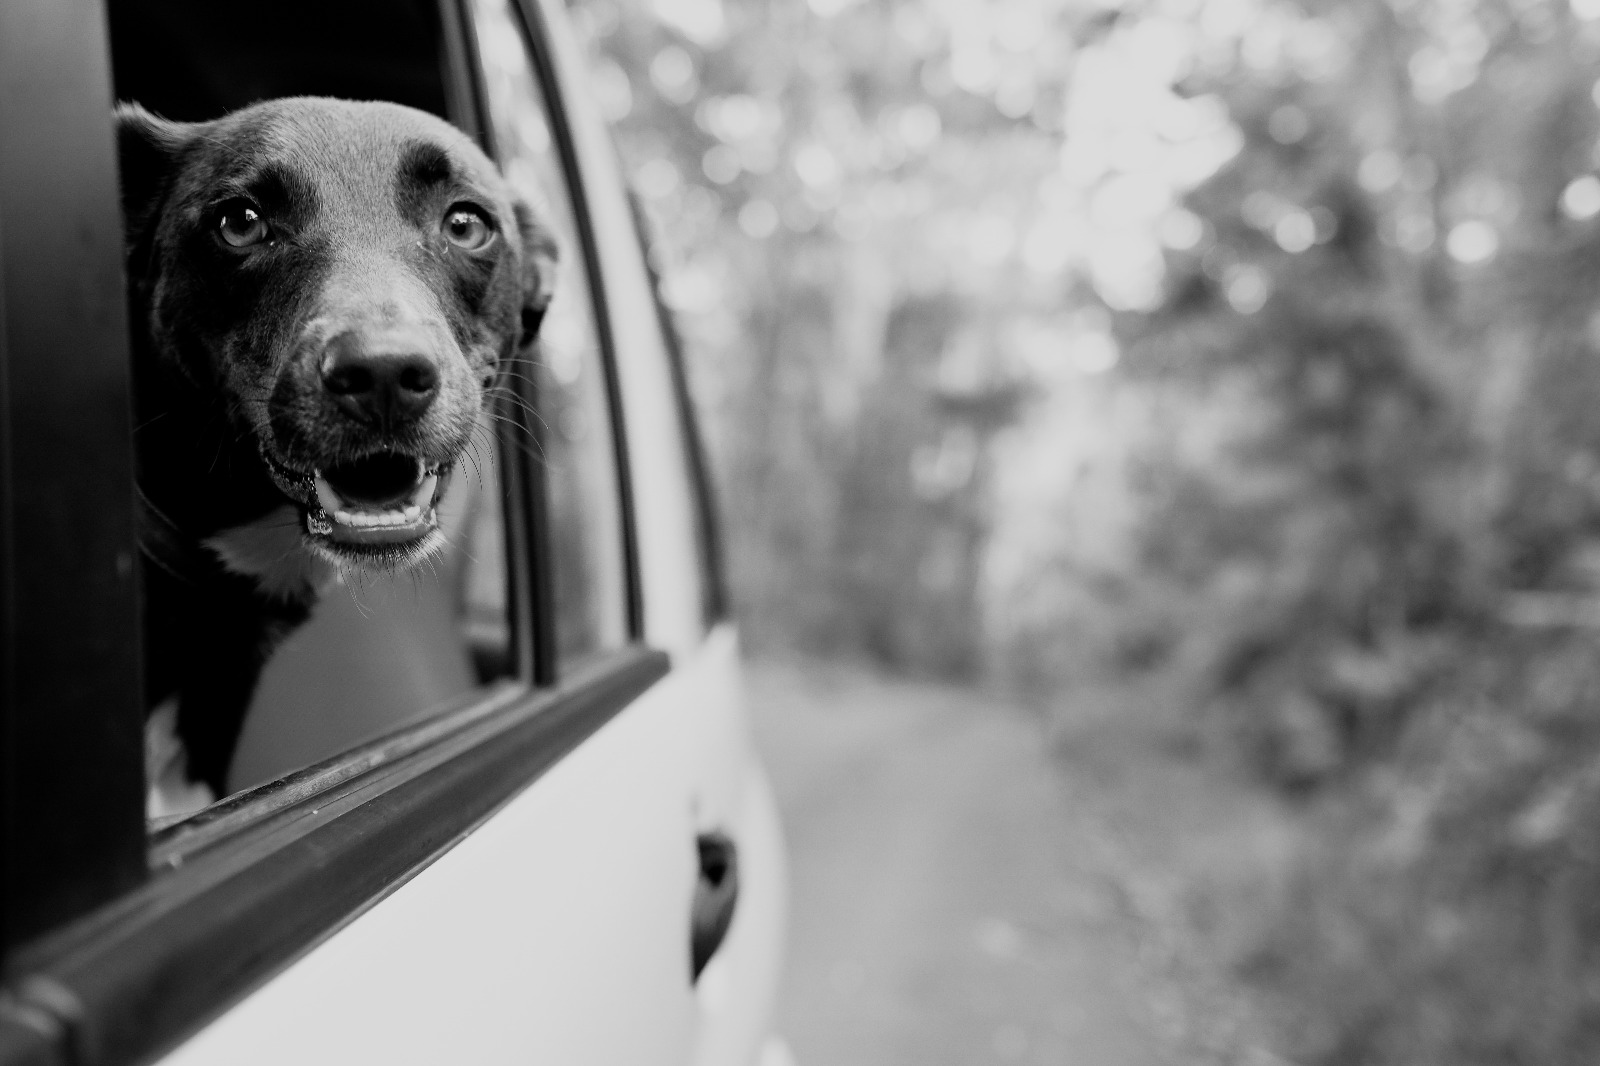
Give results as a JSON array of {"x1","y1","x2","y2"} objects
[
  {"x1": 145, "y1": 696, "x2": 215, "y2": 823},
  {"x1": 205, "y1": 505, "x2": 337, "y2": 601}
]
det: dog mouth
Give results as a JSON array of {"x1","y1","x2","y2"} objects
[
  {"x1": 310, "y1": 452, "x2": 448, "y2": 546},
  {"x1": 265, "y1": 449, "x2": 449, "y2": 553}
]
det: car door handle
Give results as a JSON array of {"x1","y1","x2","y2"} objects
[{"x1": 690, "y1": 831, "x2": 739, "y2": 981}]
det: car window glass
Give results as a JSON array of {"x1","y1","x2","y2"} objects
[
  {"x1": 627, "y1": 201, "x2": 717, "y2": 634},
  {"x1": 221, "y1": 449, "x2": 513, "y2": 795},
  {"x1": 472, "y1": 0, "x2": 631, "y2": 668}
]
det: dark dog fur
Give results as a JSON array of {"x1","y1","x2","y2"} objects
[{"x1": 119, "y1": 97, "x2": 555, "y2": 797}]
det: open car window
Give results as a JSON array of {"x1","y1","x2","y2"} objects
[{"x1": 108, "y1": 0, "x2": 524, "y2": 813}]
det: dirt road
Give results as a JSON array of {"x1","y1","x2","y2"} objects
[{"x1": 745, "y1": 659, "x2": 1291, "y2": 1066}]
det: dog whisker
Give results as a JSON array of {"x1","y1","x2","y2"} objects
[{"x1": 477, "y1": 417, "x2": 548, "y2": 465}]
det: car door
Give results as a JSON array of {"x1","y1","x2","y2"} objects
[
  {"x1": 490, "y1": 3, "x2": 789, "y2": 1061},
  {"x1": 0, "y1": 0, "x2": 781, "y2": 1062}
]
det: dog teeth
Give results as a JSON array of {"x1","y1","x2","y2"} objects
[
  {"x1": 314, "y1": 475, "x2": 344, "y2": 518},
  {"x1": 414, "y1": 472, "x2": 439, "y2": 509},
  {"x1": 328, "y1": 507, "x2": 422, "y2": 529}
]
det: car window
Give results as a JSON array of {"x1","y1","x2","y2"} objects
[
  {"x1": 107, "y1": 0, "x2": 523, "y2": 810},
  {"x1": 472, "y1": 0, "x2": 631, "y2": 669}
]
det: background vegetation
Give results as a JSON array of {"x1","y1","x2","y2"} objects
[{"x1": 573, "y1": 0, "x2": 1600, "y2": 1061}]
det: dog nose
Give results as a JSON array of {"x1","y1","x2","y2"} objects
[{"x1": 321, "y1": 334, "x2": 440, "y2": 430}]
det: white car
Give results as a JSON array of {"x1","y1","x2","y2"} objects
[{"x1": 0, "y1": 0, "x2": 786, "y2": 1062}]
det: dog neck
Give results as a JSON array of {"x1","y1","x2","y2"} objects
[
  {"x1": 134, "y1": 358, "x2": 274, "y2": 514},
  {"x1": 132, "y1": 347, "x2": 327, "y2": 603},
  {"x1": 135, "y1": 482, "x2": 222, "y2": 588}
]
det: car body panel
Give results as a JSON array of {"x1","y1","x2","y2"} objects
[{"x1": 154, "y1": 627, "x2": 782, "y2": 1066}]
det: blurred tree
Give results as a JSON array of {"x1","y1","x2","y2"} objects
[
  {"x1": 1095, "y1": 1, "x2": 1600, "y2": 1062},
  {"x1": 571, "y1": 0, "x2": 1073, "y2": 670}
]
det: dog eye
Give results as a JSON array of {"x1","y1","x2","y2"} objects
[
  {"x1": 442, "y1": 206, "x2": 494, "y2": 251},
  {"x1": 216, "y1": 201, "x2": 270, "y2": 249}
]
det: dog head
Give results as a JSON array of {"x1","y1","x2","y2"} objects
[{"x1": 118, "y1": 97, "x2": 556, "y2": 570}]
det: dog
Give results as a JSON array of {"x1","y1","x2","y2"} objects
[{"x1": 118, "y1": 97, "x2": 557, "y2": 807}]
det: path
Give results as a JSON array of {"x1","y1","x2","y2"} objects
[{"x1": 745, "y1": 658, "x2": 1294, "y2": 1066}]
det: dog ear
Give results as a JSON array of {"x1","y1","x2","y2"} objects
[
  {"x1": 115, "y1": 103, "x2": 196, "y2": 253},
  {"x1": 511, "y1": 199, "x2": 560, "y2": 349}
]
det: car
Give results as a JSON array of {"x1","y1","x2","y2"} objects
[{"x1": 0, "y1": 0, "x2": 787, "y2": 1063}]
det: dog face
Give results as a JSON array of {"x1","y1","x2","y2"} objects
[{"x1": 118, "y1": 97, "x2": 555, "y2": 570}]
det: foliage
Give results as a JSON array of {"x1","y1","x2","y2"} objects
[
  {"x1": 571, "y1": 0, "x2": 1085, "y2": 671},
  {"x1": 1099, "y1": 1, "x2": 1600, "y2": 1062}
]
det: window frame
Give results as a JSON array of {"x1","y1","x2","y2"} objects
[
  {"x1": 0, "y1": 0, "x2": 666, "y2": 1061},
  {"x1": 499, "y1": 0, "x2": 647, "y2": 654},
  {"x1": 624, "y1": 192, "x2": 732, "y2": 629},
  {"x1": 472, "y1": 0, "x2": 644, "y2": 671},
  {"x1": 0, "y1": 0, "x2": 148, "y2": 958}
]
